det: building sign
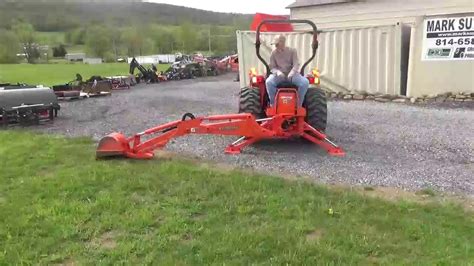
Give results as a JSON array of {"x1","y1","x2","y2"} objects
[{"x1": 422, "y1": 16, "x2": 474, "y2": 61}]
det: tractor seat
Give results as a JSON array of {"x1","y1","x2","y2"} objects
[{"x1": 277, "y1": 81, "x2": 298, "y2": 89}]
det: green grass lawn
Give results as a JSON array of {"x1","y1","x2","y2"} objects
[
  {"x1": 0, "y1": 131, "x2": 473, "y2": 264},
  {"x1": 0, "y1": 63, "x2": 169, "y2": 86}
]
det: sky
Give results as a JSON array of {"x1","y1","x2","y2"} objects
[{"x1": 145, "y1": 0, "x2": 293, "y2": 15}]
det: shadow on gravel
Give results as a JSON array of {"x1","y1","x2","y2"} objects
[
  {"x1": 253, "y1": 139, "x2": 329, "y2": 155},
  {"x1": 418, "y1": 101, "x2": 474, "y2": 110}
]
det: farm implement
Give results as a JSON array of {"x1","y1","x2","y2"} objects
[
  {"x1": 97, "y1": 19, "x2": 345, "y2": 159},
  {"x1": 0, "y1": 84, "x2": 60, "y2": 126}
]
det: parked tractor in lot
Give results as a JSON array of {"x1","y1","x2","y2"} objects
[
  {"x1": 96, "y1": 20, "x2": 344, "y2": 159},
  {"x1": 165, "y1": 55, "x2": 219, "y2": 80}
]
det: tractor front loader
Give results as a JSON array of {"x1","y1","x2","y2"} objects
[{"x1": 97, "y1": 19, "x2": 345, "y2": 159}]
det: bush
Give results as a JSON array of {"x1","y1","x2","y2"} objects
[
  {"x1": 65, "y1": 28, "x2": 86, "y2": 45},
  {"x1": 103, "y1": 51, "x2": 116, "y2": 63},
  {"x1": 85, "y1": 26, "x2": 112, "y2": 58},
  {"x1": 52, "y1": 44, "x2": 67, "y2": 58},
  {"x1": 0, "y1": 30, "x2": 20, "y2": 63}
]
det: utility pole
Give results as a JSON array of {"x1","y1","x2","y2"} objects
[
  {"x1": 112, "y1": 38, "x2": 118, "y2": 61},
  {"x1": 208, "y1": 26, "x2": 212, "y2": 55}
]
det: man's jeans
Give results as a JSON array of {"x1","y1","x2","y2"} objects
[{"x1": 265, "y1": 73, "x2": 309, "y2": 106}]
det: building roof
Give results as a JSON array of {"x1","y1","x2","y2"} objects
[{"x1": 287, "y1": 0, "x2": 353, "y2": 8}]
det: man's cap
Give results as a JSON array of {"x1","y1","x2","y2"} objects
[{"x1": 272, "y1": 35, "x2": 286, "y2": 45}]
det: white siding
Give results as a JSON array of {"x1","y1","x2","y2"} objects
[
  {"x1": 237, "y1": 24, "x2": 402, "y2": 95},
  {"x1": 127, "y1": 55, "x2": 176, "y2": 64},
  {"x1": 407, "y1": 16, "x2": 474, "y2": 97},
  {"x1": 83, "y1": 58, "x2": 102, "y2": 64},
  {"x1": 290, "y1": 0, "x2": 474, "y2": 29}
]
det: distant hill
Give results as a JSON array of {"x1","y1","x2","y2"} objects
[{"x1": 0, "y1": 0, "x2": 253, "y2": 31}]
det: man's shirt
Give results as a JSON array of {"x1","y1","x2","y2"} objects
[{"x1": 270, "y1": 47, "x2": 300, "y2": 77}]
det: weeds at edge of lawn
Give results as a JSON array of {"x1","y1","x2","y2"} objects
[{"x1": 0, "y1": 130, "x2": 473, "y2": 265}]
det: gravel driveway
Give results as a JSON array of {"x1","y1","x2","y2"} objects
[{"x1": 38, "y1": 74, "x2": 474, "y2": 195}]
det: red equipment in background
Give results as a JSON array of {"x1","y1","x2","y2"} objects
[
  {"x1": 250, "y1": 13, "x2": 293, "y2": 32},
  {"x1": 216, "y1": 54, "x2": 239, "y2": 73}
]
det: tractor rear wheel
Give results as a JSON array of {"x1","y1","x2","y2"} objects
[
  {"x1": 304, "y1": 87, "x2": 327, "y2": 132},
  {"x1": 238, "y1": 87, "x2": 262, "y2": 118}
]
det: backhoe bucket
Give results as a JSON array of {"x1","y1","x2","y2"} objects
[{"x1": 96, "y1": 133, "x2": 132, "y2": 159}]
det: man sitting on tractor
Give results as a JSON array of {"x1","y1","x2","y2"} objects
[{"x1": 266, "y1": 35, "x2": 309, "y2": 107}]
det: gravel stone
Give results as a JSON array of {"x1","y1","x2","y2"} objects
[
  {"x1": 343, "y1": 95, "x2": 353, "y2": 100},
  {"x1": 374, "y1": 98, "x2": 390, "y2": 103},
  {"x1": 436, "y1": 96, "x2": 447, "y2": 103},
  {"x1": 353, "y1": 94, "x2": 365, "y2": 100},
  {"x1": 392, "y1": 98, "x2": 407, "y2": 103},
  {"x1": 37, "y1": 74, "x2": 474, "y2": 195}
]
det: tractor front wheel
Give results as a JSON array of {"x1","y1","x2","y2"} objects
[
  {"x1": 238, "y1": 87, "x2": 262, "y2": 118},
  {"x1": 304, "y1": 87, "x2": 327, "y2": 132}
]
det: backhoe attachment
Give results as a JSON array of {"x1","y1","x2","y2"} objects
[{"x1": 96, "y1": 112, "x2": 345, "y2": 159}]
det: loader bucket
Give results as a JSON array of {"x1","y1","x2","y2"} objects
[
  {"x1": 96, "y1": 133, "x2": 132, "y2": 159},
  {"x1": 96, "y1": 133, "x2": 155, "y2": 159}
]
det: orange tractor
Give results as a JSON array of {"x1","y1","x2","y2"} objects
[{"x1": 96, "y1": 20, "x2": 345, "y2": 159}]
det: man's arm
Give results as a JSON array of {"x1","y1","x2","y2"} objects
[
  {"x1": 288, "y1": 48, "x2": 301, "y2": 79},
  {"x1": 270, "y1": 51, "x2": 283, "y2": 76}
]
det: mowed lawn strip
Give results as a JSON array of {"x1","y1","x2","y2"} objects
[
  {"x1": 0, "y1": 63, "x2": 169, "y2": 86},
  {"x1": 0, "y1": 131, "x2": 472, "y2": 264}
]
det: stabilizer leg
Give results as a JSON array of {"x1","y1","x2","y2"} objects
[
  {"x1": 225, "y1": 137, "x2": 260, "y2": 154},
  {"x1": 302, "y1": 123, "x2": 345, "y2": 157}
]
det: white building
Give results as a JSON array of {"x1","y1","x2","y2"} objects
[
  {"x1": 83, "y1": 58, "x2": 103, "y2": 64},
  {"x1": 65, "y1": 53, "x2": 86, "y2": 62},
  {"x1": 287, "y1": 0, "x2": 474, "y2": 97}
]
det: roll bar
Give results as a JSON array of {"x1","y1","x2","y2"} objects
[{"x1": 255, "y1": 19, "x2": 319, "y2": 77}]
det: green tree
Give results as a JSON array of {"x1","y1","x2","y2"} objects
[
  {"x1": 12, "y1": 21, "x2": 39, "y2": 63},
  {"x1": 85, "y1": 26, "x2": 112, "y2": 58},
  {"x1": 179, "y1": 22, "x2": 198, "y2": 53},
  {"x1": 121, "y1": 27, "x2": 145, "y2": 56},
  {"x1": 0, "y1": 30, "x2": 19, "y2": 63},
  {"x1": 66, "y1": 28, "x2": 87, "y2": 45},
  {"x1": 142, "y1": 38, "x2": 155, "y2": 55},
  {"x1": 52, "y1": 44, "x2": 67, "y2": 58}
]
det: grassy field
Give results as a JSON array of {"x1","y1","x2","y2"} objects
[
  {"x1": 0, "y1": 131, "x2": 472, "y2": 264},
  {"x1": 0, "y1": 63, "x2": 169, "y2": 86},
  {"x1": 36, "y1": 32, "x2": 65, "y2": 46}
]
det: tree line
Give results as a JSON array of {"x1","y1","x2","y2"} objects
[
  {"x1": 0, "y1": 1, "x2": 252, "y2": 32},
  {"x1": 0, "y1": 1, "x2": 252, "y2": 64},
  {"x1": 0, "y1": 20, "x2": 247, "y2": 64}
]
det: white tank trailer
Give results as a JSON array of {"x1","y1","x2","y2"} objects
[{"x1": 0, "y1": 85, "x2": 60, "y2": 126}]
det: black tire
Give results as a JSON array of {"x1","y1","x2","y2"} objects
[
  {"x1": 238, "y1": 87, "x2": 262, "y2": 118},
  {"x1": 304, "y1": 87, "x2": 327, "y2": 132}
]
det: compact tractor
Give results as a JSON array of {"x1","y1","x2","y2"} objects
[{"x1": 96, "y1": 20, "x2": 345, "y2": 159}]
